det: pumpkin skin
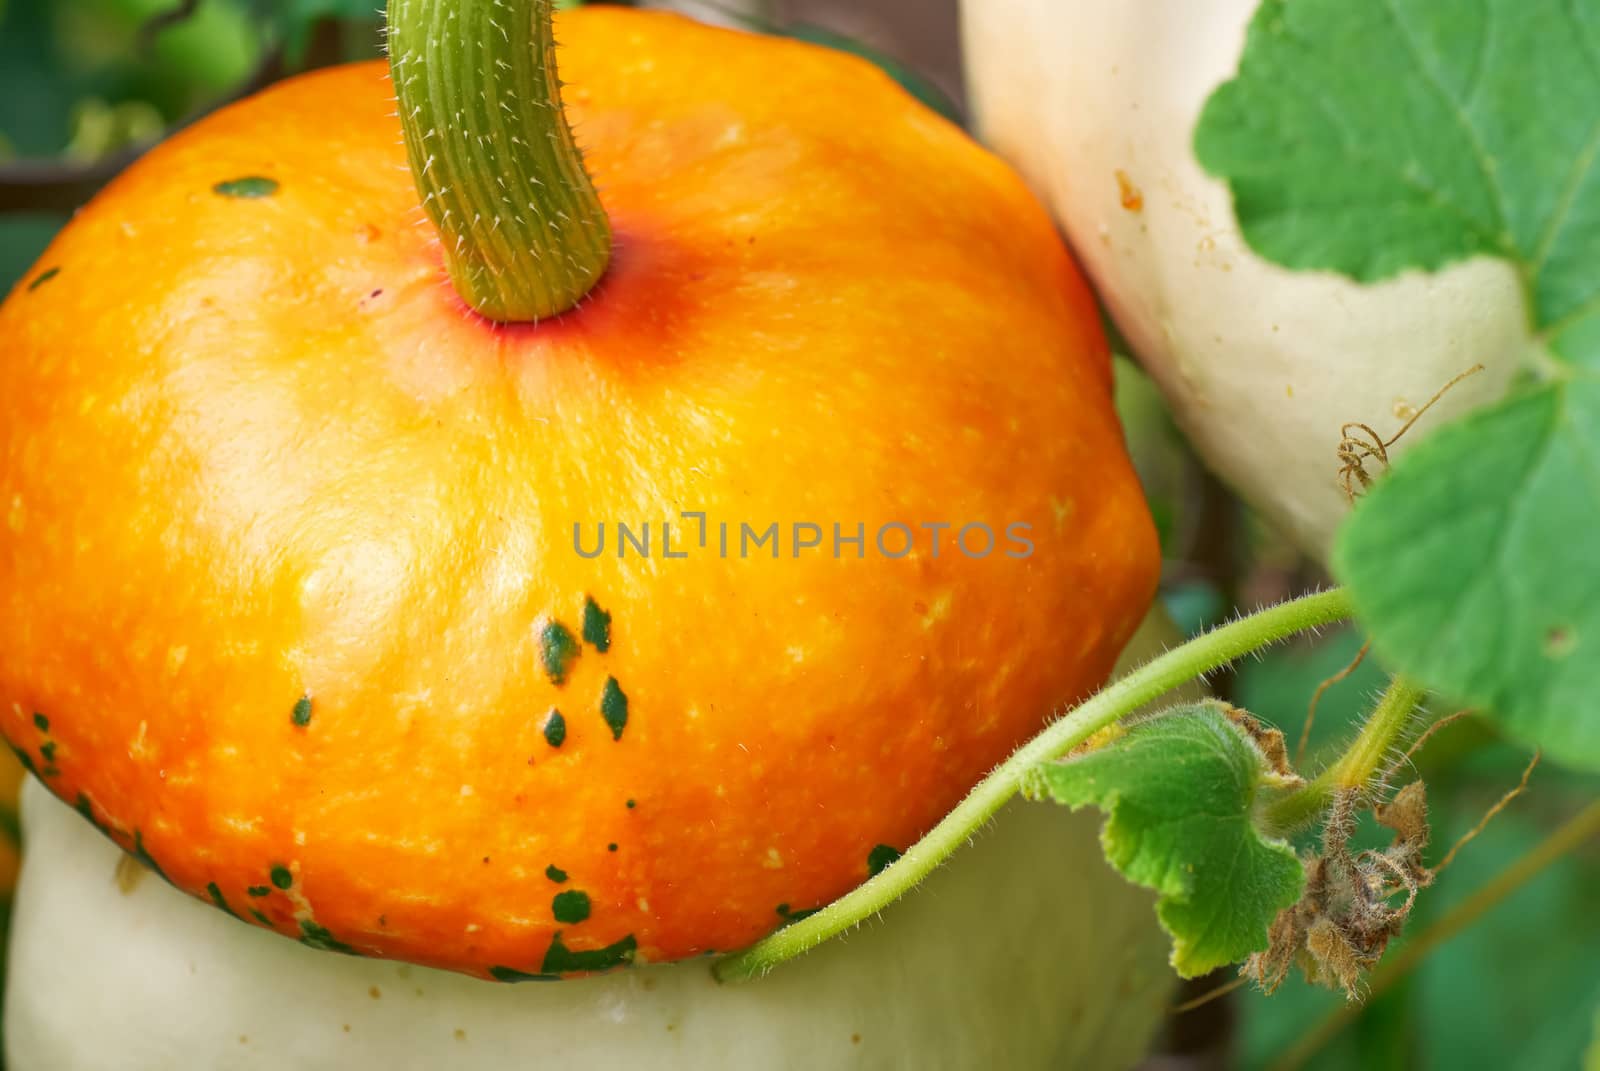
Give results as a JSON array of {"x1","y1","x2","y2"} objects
[{"x1": 0, "y1": 9, "x2": 1156, "y2": 977}]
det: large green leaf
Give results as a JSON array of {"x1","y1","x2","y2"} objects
[
  {"x1": 1196, "y1": 0, "x2": 1600, "y2": 770},
  {"x1": 1336, "y1": 382, "x2": 1600, "y2": 763},
  {"x1": 1195, "y1": 0, "x2": 1600, "y2": 354},
  {"x1": 1026, "y1": 702, "x2": 1305, "y2": 977}
]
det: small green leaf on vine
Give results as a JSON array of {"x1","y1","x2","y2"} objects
[{"x1": 1025, "y1": 700, "x2": 1306, "y2": 978}]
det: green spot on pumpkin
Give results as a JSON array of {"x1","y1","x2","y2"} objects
[
  {"x1": 543, "y1": 709, "x2": 566, "y2": 748},
  {"x1": 540, "y1": 932, "x2": 637, "y2": 975},
  {"x1": 299, "y1": 918, "x2": 359, "y2": 955},
  {"x1": 776, "y1": 903, "x2": 819, "y2": 924},
  {"x1": 867, "y1": 844, "x2": 902, "y2": 877},
  {"x1": 39, "y1": 741, "x2": 55, "y2": 764},
  {"x1": 247, "y1": 885, "x2": 271, "y2": 898},
  {"x1": 269, "y1": 864, "x2": 293, "y2": 890},
  {"x1": 489, "y1": 966, "x2": 559, "y2": 983},
  {"x1": 545, "y1": 864, "x2": 567, "y2": 883},
  {"x1": 133, "y1": 832, "x2": 169, "y2": 883},
  {"x1": 625, "y1": 798, "x2": 636, "y2": 809},
  {"x1": 582, "y1": 597, "x2": 612, "y2": 652},
  {"x1": 214, "y1": 176, "x2": 279, "y2": 198},
  {"x1": 292, "y1": 695, "x2": 313, "y2": 727},
  {"x1": 207, "y1": 882, "x2": 239, "y2": 919},
  {"x1": 71, "y1": 792, "x2": 115, "y2": 839},
  {"x1": 250, "y1": 908, "x2": 272, "y2": 926},
  {"x1": 607, "y1": 842, "x2": 618, "y2": 853},
  {"x1": 600, "y1": 676, "x2": 628, "y2": 741},
  {"x1": 540, "y1": 620, "x2": 581, "y2": 685},
  {"x1": 27, "y1": 267, "x2": 60, "y2": 292},
  {"x1": 8, "y1": 746, "x2": 34, "y2": 776},
  {"x1": 32, "y1": 713, "x2": 48, "y2": 732},
  {"x1": 552, "y1": 889, "x2": 591, "y2": 924}
]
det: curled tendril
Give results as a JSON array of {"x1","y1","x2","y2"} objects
[{"x1": 1337, "y1": 365, "x2": 1486, "y2": 501}]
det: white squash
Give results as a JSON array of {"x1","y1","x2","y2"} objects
[
  {"x1": 5, "y1": 611, "x2": 1196, "y2": 1071},
  {"x1": 962, "y1": 0, "x2": 1529, "y2": 557}
]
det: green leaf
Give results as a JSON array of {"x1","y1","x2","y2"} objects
[
  {"x1": 1334, "y1": 382, "x2": 1600, "y2": 767},
  {"x1": 1196, "y1": 0, "x2": 1600, "y2": 770},
  {"x1": 1195, "y1": 0, "x2": 1600, "y2": 360},
  {"x1": 1026, "y1": 701, "x2": 1305, "y2": 977}
]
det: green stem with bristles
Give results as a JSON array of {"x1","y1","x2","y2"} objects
[
  {"x1": 1262, "y1": 674, "x2": 1430, "y2": 833},
  {"x1": 388, "y1": 0, "x2": 611, "y2": 322}
]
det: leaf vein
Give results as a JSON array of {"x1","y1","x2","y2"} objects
[
  {"x1": 1378, "y1": 0, "x2": 1516, "y2": 252},
  {"x1": 1456, "y1": 0, "x2": 1492, "y2": 109},
  {"x1": 1542, "y1": 290, "x2": 1600, "y2": 347},
  {"x1": 1529, "y1": 120, "x2": 1600, "y2": 278},
  {"x1": 1564, "y1": 0, "x2": 1600, "y2": 84},
  {"x1": 1185, "y1": 831, "x2": 1251, "y2": 966}
]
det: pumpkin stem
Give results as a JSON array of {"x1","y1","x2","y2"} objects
[{"x1": 388, "y1": 0, "x2": 611, "y2": 322}]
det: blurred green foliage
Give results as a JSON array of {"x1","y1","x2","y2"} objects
[
  {"x1": 0, "y1": 216, "x2": 61, "y2": 294},
  {"x1": 0, "y1": 0, "x2": 268, "y2": 292},
  {"x1": 0, "y1": 0, "x2": 390, "y2": 291},
  {"x1": 1115, "y1": 356, "x2": 1191, "y2": 561},
  {"x1": 1236, "y1": 628, "x2": 1388, "y2": 770},
  {"x1": 0, "y1": 0, "x2": 261, "y2": 159},
  {"x1": 275, "y1": 0, "x2": 383, "y2": 62}
]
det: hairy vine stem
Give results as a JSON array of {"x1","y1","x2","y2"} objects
[
  {"x1": 1262, "y1": 674, "x2": 1430, "y2": 834},
  {"x1": 714, "y1": 587, "x2": 1356, "y2": 982}
]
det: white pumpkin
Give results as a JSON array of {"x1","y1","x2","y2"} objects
[
  {"x1": 962, "y1": 0, "x2": 1529, "y2": 557},
  {"x1": 5, "y1": 611, "x2": 1195, "y2": 1071}
]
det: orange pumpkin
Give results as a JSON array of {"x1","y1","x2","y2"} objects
[{"x1": 0, "y1": 8, "x2": 1156, "y2": 978}]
